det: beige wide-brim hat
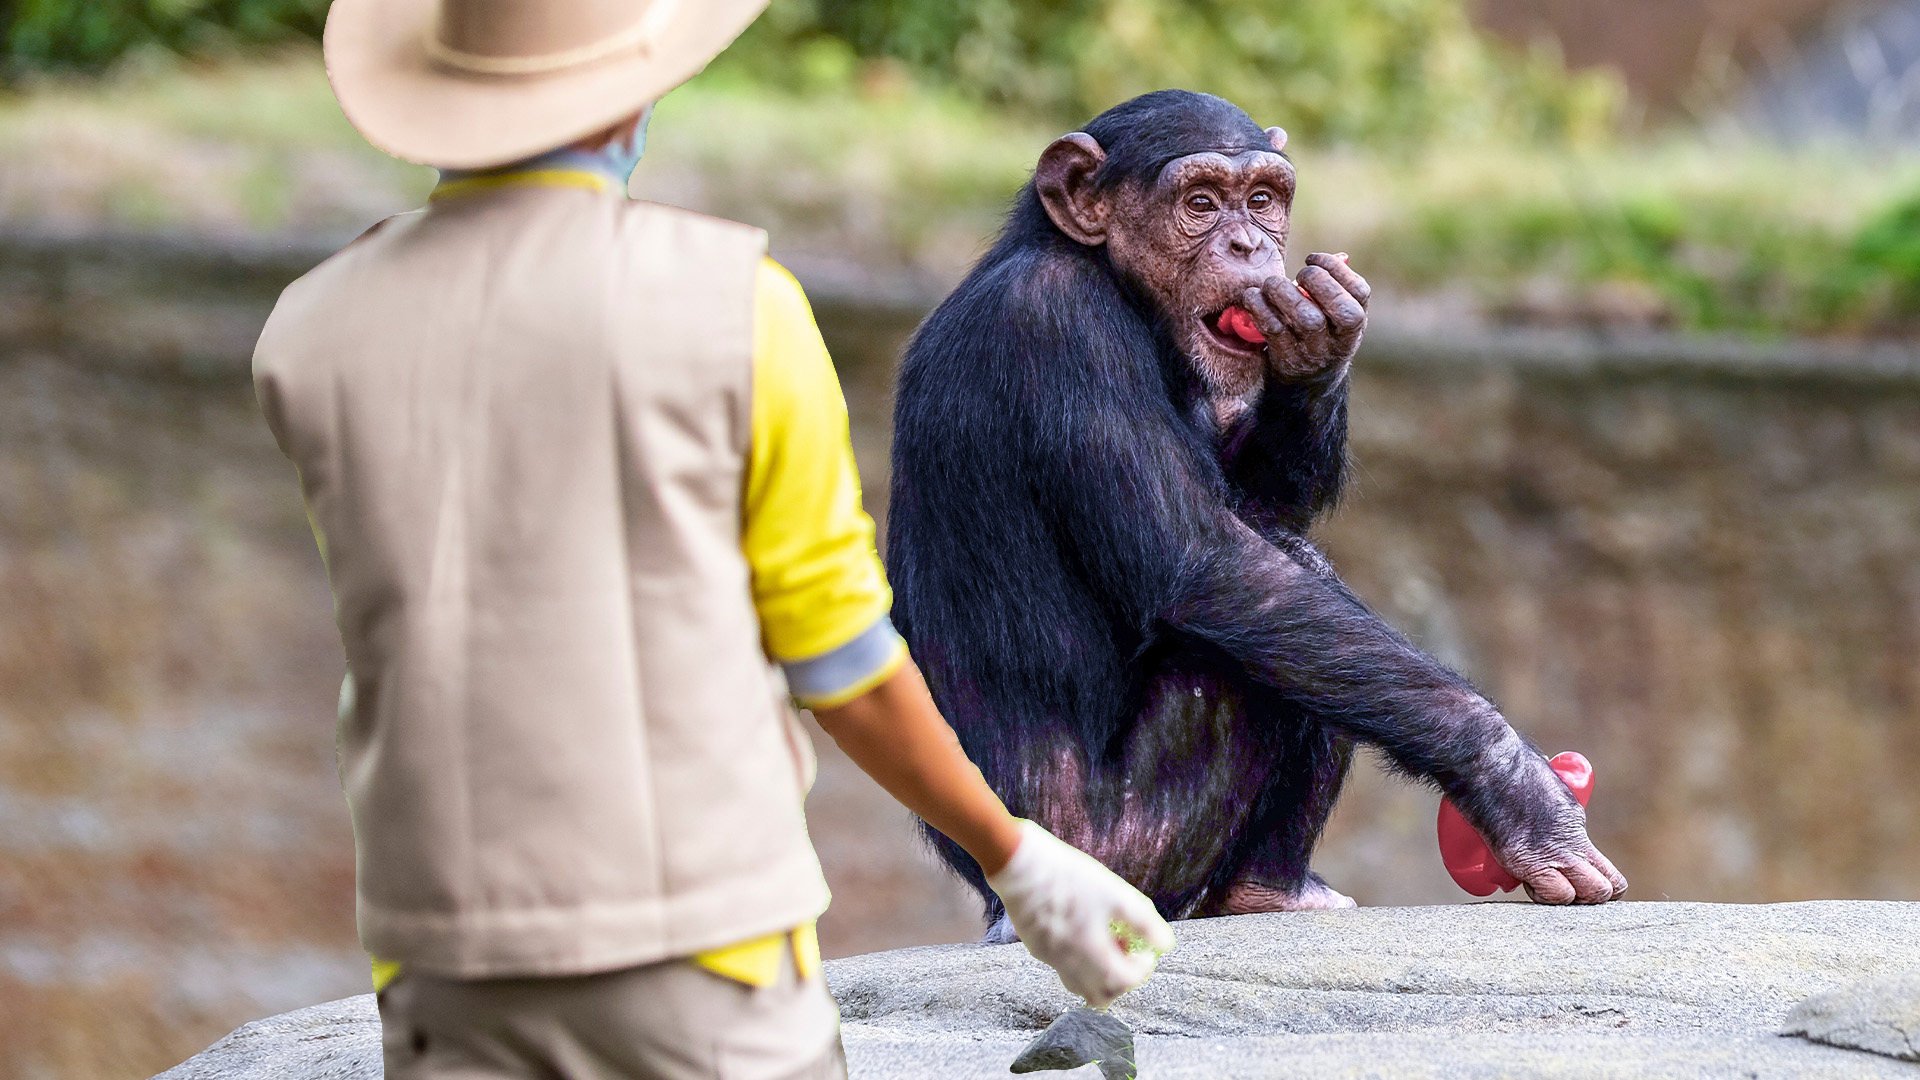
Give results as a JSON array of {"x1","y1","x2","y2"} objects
[{"x1": 324, "y1": 0, "x2": 770, "y2": 170}]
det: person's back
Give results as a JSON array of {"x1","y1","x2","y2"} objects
[
  {"x1": 255, "y1": 0, "x2": 1175, "y2": 1075},
  {"x1": 257, "y1": 187, "x2": 831, "y2": 975}
]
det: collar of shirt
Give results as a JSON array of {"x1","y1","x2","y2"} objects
[{"x1": 430, "y1": 147, "x2": 630, "y2": 203}]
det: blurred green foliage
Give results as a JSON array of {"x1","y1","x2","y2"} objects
[
  {"x1": 5, "y1": 0, "x2": 1620, "y2": 146},
  {"x1": 2, "y1": 0, "x2": 325, "y2": 77},
  {"x1": 1831, "y1": 189, "x2": 1920, "y2": 330},
  {"x1": 718, "y1": 0, "x2": 1622, "y2": 145}
]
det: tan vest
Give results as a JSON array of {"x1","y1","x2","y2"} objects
[{"x1": 252, "y1": 187, "x2": 829, "y2": 979}]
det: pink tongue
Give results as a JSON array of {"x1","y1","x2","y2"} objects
[{"x1": 1216, "y1": 306, "x2": 1264, "y2": 344}]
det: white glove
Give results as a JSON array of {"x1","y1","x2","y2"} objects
[{"x1": 986, "y1": 819, "x2": 1175, "y2": 1008}]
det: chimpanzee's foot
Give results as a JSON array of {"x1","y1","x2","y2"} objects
[
  {"x1": 983, "y1": 913, "x2": 1020, "y2": 944},
  {"x1": 1219, "y1": 871, "x2": 1356, "y2": 914}
]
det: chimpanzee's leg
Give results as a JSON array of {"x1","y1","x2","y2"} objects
[
  {"x1": 1195, "y1": 694, "x2": 1356, "y2": 914},
  {"x1": 932, "y1": 654, "x2": 1284, "y2": 939},
  {"x1": 1094, "y1": 657, "x2": 1283, "y2": 920}
]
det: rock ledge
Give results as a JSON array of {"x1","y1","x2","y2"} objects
[{"x1": 158, "y1": 901, "x2": 1920, "y2": 1079}]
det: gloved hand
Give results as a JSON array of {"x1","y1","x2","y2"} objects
[{"x1": 986, "y1": 819, "x2": 1175, "y2": 1008}]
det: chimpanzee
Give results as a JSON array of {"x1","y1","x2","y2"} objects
[{"x1": 886, "y1": 90, "x2": 1627, "y2": 935}]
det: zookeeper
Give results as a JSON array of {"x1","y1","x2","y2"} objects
[{"x1": 250, "y1": 0, "x2": 1175, "y2": 1077}]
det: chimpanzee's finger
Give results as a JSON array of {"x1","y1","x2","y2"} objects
[
  {"x1": 1587, "y1": 846, "x2": 1630, "y2": 897},
  {"x1": 1305, "y1": 252, "x2": 1371, "y2": 308},
  {"x1": 1261, "y1": 274, "x2": 1327, "y2": 340},
  {"x1": 1241, "y1": 285, "x2": 1293, "y2": 344},
  {"x1": 1245, "y1": 286, "x2": 1334, "y2": 378},
  {"x1": 1297, "y1": 265, "x2": 1365, "y2": 337},
  {"x1": 1521, "y1": 867, "x2": 1576, "y2": 905},
  {"x1": 1561, "y1": 857, "x2": 1616, "y2": 904}
]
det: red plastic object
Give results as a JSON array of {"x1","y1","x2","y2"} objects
[
  {"x1": 1438, "y1": 751, "x2": 1593, "y2": 896},
  {"x1": 1216, "y1": 306, "x2": 1265, "y2": 344}
]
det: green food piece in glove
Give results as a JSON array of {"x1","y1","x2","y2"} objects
[{"x1": 1111, "y1": 918, "x2": 1170, "y2": 958}]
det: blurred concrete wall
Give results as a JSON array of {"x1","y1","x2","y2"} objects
[
  {"x1": 1315, "y1": 331, "x2": 1920, "y2": 904},
  {"x1": 1, "y1": 230, "x2": 1916, "y2": 1078}
]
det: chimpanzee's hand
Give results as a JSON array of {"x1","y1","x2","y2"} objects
[
  {"x1": 1241, "y1": 252, "x2": 1369, "y2": 383},
  {"x1": 1478, "y1": 746, "x2": 1630, "y2": 904}
]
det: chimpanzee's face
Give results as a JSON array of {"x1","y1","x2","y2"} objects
[{"x1": 1106, "y1": 149, "x2": 1296, "y2": 397}]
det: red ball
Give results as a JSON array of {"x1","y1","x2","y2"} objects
[{"x1": 1216, "y1": 306, "x2": 1265, "y2": 344}]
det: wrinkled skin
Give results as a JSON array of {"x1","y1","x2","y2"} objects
[
  {"x1": 1035, "y1": 127, "x2": 1368, "y2": 399},
  {"x1": 890, "y1": 91, "x2": 1625, "y2": 923}
]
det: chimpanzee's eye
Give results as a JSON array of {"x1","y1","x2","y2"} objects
[
  {"x1": 1187, "y1": 193, "x2": 1217, "y2": 214},
  {"x1": 1249, "y1": 190, "x2": 1273, "y2": 210}
]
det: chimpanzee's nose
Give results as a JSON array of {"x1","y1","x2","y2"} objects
[{"x1": 1226, "y1": 223, "x2": 1267, "y2": 261}]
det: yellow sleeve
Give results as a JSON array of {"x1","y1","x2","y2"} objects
[{"x1": 745, "y1": 259, "x2": 907, "y2": 707}]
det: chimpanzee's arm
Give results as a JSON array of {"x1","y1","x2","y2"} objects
[
  {"x1": 1015, "y1": 266, "x2": 1620, "y2": 901},
  {"x1": 1017, "y1": 272, "x2": 1507, "y2": 795},
  {"x1": 1075, "y1": 420, "x2": 1610, "y2": 896},
  {"x1": 1219, "y1": 365, "x2": 1351, "y2": 533}
]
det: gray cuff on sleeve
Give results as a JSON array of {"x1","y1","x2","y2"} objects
[{"x1": 783, "y1": 616, "x2": 906, "y2": 706}]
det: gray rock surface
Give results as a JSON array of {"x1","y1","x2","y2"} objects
[
  {"x1": 156, "y1": 995, "x2": 381, "y2": 1080},
  {"x1": 156, "y1": 901, "x2": 1920, "y2": 1080},
  {"x1": 1782, "y1": 966, "x2": 1920, "y2": 1063}
]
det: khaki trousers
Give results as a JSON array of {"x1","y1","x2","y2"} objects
[{"x1": 378, "y1": 945, "x2": 847, "y2": 1080}]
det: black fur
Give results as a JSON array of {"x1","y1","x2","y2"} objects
[{"x1": 888, "y1": 91, "x2": 1527, "y2": 923}]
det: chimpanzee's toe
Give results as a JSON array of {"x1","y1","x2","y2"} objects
[{"x1": 1218, "y1": 872, "x2": 1356, "y2": 914}]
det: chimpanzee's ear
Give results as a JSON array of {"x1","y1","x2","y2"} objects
[
  {"x1": 1265, "y1": 126, "x2": 1289, "y2": 154},
  {"x1": 1035, "y1": 132, "x2": 1108, "y2": 246}
]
